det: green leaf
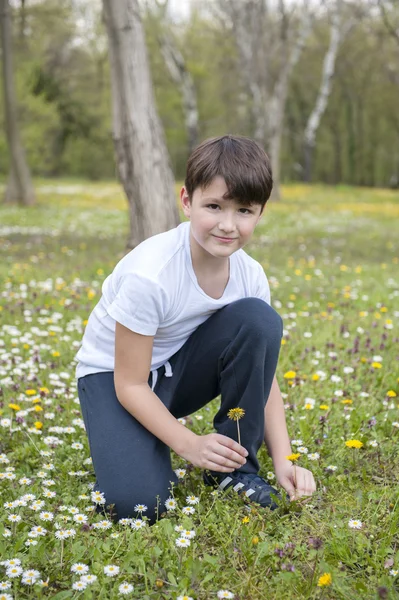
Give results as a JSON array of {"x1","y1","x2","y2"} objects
[
  {"x1": 168, "y1": 572, "x2": 178, "y2": 586},
  {"x1": 50, "y1": 591, "x2": 74, "y2": 599}
]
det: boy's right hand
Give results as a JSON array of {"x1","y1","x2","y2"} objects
[{"x1": 178, "y1": 433, "x2": 248, "y2": 472}]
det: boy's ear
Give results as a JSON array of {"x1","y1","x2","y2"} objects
[{"x1": 181, "y1": 186, "x2": 191, "y2": 218}]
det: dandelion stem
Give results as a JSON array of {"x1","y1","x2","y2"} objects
[{"x1": 237, "y1": 421, "x2": 241, "y2": 446}]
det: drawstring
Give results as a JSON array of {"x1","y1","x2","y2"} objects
[{"x1": 150, "y1": 360, "x2": 173, "y2": 392}]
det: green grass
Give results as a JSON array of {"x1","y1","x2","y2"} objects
[{"x1": 0, "y1": 180, "x2": 398, "y2": 599}]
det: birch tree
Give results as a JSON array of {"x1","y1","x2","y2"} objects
[
  {"x1": 219, "y1": 0, "x2": 312, "y2": 199},
  {"x1": 303, "y1": 0, "x2": 355, "y2": 182},
  {"x1": 102, "y1": 0, "x2": 180, "y2": 251},
  {"x1": 0, "y1": 0, "x2": 35, "y2": 205}
]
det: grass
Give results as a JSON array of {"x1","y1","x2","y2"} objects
[{"x1": 0, "y1": 180, "x2": 398, "y2": 599}]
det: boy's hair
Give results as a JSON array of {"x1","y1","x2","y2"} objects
[{"x1": 184, "y1": 134, "x2": 273, "y2": 211}]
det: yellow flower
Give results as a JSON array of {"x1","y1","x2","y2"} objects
[
  {"x1": 317, "y1": 572, "x2": 332, "y2": 587},
  {"x1": 341, "y1": 399, "x2": 353, "y2": 404},
  {"x1": 242, "y1": 516, "x2": 250, "y2": 524},
  {"x1": 39, "y1": 387, "x2": 49, "y2": 394},
  {"x1": 52, "y1": 351, "x2": 60, "y2": 357},
  {"x1": 286, "y1": 453, "x2": 301, "y2": 462},
  {"x1": 87, "y1": 289, "x2": 96, "y2": 299},
  {"x1": 34, "y1": 421, "x2": 43, "y2": 429},
  {"x1": 155, "y1": 579, "x2": 164, "y2": 588},
  {"x1": 345, "y1": 439, "x2": 363, "y2": 449},
  {"x1": 252, "y1": 536, "x2": 259, "y2": 544},
  {"x1": 387, "y1": 390, "x2": 397, "y2": 397},
  {"x1": 227, "y1": 407, "x2": 245, "y2": 421},
  {"x1": 371, "y1": 362, "x2": 382, "y2": 369},
  {"x1": 312, "y1": 374, "x2": 320, "y2": 381},
  {"x1": 319, "y1": 405, "x2": 329, "y2": 410},
  {"x1": 8, "y1": 403, "x2": 21, "y2": 411},
  {"x1": 34, "y1": 405, "x2": 43, "y2": 412},
  {"x1": 284, "y1": 371, "x2": 296, "y2": 379},
  {"x1": 304, "y1": 403, "x2": 313, "y2": 410},
  {"x1": 25, "y1": 389, "x2": 36, "y2": 396}
]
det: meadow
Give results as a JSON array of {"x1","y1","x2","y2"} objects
[{"x1": 0, "y1": 181, "x2": 398, "y2": 600}]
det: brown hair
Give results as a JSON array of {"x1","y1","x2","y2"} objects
[{"x1": 184, "y1": 134, "x2": 273, "y2": 211}]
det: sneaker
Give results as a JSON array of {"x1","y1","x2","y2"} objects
[{"x1": 203, "y1": 470, "x2": 288, "y2": 509}]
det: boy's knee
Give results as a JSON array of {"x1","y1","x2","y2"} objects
[{"x1": 229, "y1": 297, "x2": 283, "y2": 339}]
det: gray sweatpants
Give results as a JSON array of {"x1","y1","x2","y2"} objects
[{"x1": 77, "y1": 297, "x2": 283, "y2": 523}]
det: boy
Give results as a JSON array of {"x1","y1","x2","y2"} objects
[{"x1": 76, "y1": 134, "x2": 316, "y2": 524}]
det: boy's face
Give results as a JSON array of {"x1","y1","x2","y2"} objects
[{"x1": 181, "y1": 176, "x2": 263, "y2": 260}]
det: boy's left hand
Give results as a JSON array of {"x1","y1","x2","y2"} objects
[{"x1": 274, "y1": 463, "x2": 316, "y2": 501}]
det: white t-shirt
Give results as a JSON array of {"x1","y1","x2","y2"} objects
[{"x1": 74, "y1": 220, "x2": 271, "y2": 380}]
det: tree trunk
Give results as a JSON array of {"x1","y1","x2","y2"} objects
[
  {"x1": 102, "y1": 0, "x2": 180, "y2": 251},
  {"x1": 159, "y1": 31, "x2": 199, "y2": 155},
  {"x1": 0, "y1": 0, "x2": 35, "y2": 205}
]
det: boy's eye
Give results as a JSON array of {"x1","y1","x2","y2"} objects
[{"x1": 206, "y1": 204, "x2": 252, "y2": 214}]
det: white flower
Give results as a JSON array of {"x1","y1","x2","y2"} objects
[
  {"x1": 174, "y1": 525, "x2": 184, "y2": 532},
  {"x1": 72, "y1": 580, "x2": 87, "y2": 590},
  {"x1": 55, "y1": 530, "x2": 68, "y2": 540},
  {"x1": 164, "y1": 497, "x2": 177, "y2": 510},
  {"x1": 71, "y1": 563, "x2": 89, "y2": 575},
  {"x1": 291, "y1": 439, "x2": 303, "y2": 446},
  {"x1": 7, "y1": 514, "x2": 21, "y2": 523},
  {"x1": 91, "y1": 491, "x2": 106, "y2": 505},
  {"x1": 181, "y1": 530, "x2": 196, "y2": 539},
  {"x1": 2, "y1": 558, "x2": 21, "y2": 567},
  {"x1": 134, "y1": 504, "x2": 147, "y2": 513},
  {"x1": 0, "y1": 594, "x2": 13, "y2": 600},
  {"x1": 131, "y1": 519, "x2": 147, "y2": 530},
  {"x1": 390, "y1": 569, "x2": 398, "y2": 576},
  {"x1": 343, "y1": 366, "x2": 354, "y2": 374},
  {"x1": 393, "y1": 422, "x2": 399, "y2": 428},
  {"x1": 175, "y1": 537, "x2": 191, "y2": 548},
  {"x1": 217, "y1": 590, "x2": 234, "y2": 599},
  {"x1": 81, "y1": 574, "x2": 97, "y2": 584},
  {"x1": 73, "y1": 514, "x2": 88, "y2": 524},
  {"x1": 6, "y1": 565, "x2": 23, "y2": 577},
  {"x1": 348, "y1": 519, "x2": 363, "y2": 529},
  {"x1": 297, "y1": 446, "x2": 308, "y2": 454},
  {"x1": 326, "y1": 465, "x2": 338, "y2": 471},
  {"x1": 174, "y1": 468, "x2": 186, "y2": 479},
  {"x1": 25, "y1": 539, "x2": 38, "y2": 547},
  {"x1": 118, "y1": 518, "x2": 132, "y2": 526},
  {"x1": 177, "y1": 596, "x2": 194, "y2": 600},
  {"x1": 185, "y1": 495, "x2": 199, "y2": 505},
  {"x1": 368, "y1": 440, "x2": 378, "y2": 447},
  {"x1": 308, "y1": 453, "x2": 320, "y2": 460},
  {"x1": 119, "y1": 582, "x2": 134, "y2": 594},
  {"x1": 93, "y1": 520, "x2": 112, "y2": 530},
  {"x1": 39, "y1": 511, "x2": 54, "y2": 521},
  {"x1": 104, "y1": 565, "x2": 120, "y2": 577},
  {"x1": 19, "y1": 477, "x2": 32, "y2": 485},
  {"x1": 182, "y1": 506, "x2": 195, "y2": 515},
  {"x1": 0, "y1": 581, "x2": 12, "y2": 590}
]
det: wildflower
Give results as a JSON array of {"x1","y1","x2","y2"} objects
[
  {"x1": 131, "y1": 519, "x2": 147, "y2": 530},
  {"x1": 73, "y1": 514, "x2": 88, "y2": 524},
  {"x1": 55, "y1": 530, "x2": 68, "y2": 540},
  {"x1": 182, "y1": 506, "x2": 195, "y2": 515},
  {"x1": 177, "y1": 596, "x2": 194, "y2": 600},
  {"x1": 134, "y1": 504, "x2": 148, "y2": 513},
  {"x1": 119, "y1": 582, "x2": 134, "y2": 594},
  {"x1": 345, "y1": 440, "x2": 363, "y2": 449},
  {"x1": 390, "y1": 569, "x2": 398, "y2": 576},
  {"x1": 317, "y1": 572, "x2": 332, "y2": 587},
  {"x1": 164, "y1": 497, "x2": 177, "y2": 510},
  {"x1": 93, "y1": 520, "x2": 112, "y2": 530},
  {"x1": 7, "y1": 514, "x2": 21, "y2": 523},
  {"x1": 368, "y1": 440, "x2": 378, "y2": 448},
  {"x1": 326, "y1": 465, "x2": 337, "y2": 471},
  {"x1": 0, "y1": 594, "x2": 13, "y2": 600},
  {"x1": 181, "y1": 530, "x2": 196, "y2": 539},
  {"x1": 174, "y1": 468, "x2": 186, "y2": 479},
  {"x1": 8, "y1": 403, "x2": 21, "y2": 411},
  {"x1": 387, "y1": 390, "x2": 397, "y2": 398},
  {"x1": 81, "y1": 574, "x2": 97, "y2": 584},
  {"x1": 0, "y1": 582, "x2": 11, "y2": 590},
  {"x1": 186, "y1": 495, "x2": 199, "y2": 505},
  {"x1": 286, "y1": 453, "x2": 300, "y2": 462},
  {"x1": 19, "y1": 477, "x2": 32, "y2": 485},
  {"x1": 25, "y1": 539, "x2": 38, "y2": 547},
  {"x1": 104, "y1": 565, "x2": 120, "y2": 577},
  {"x1": 266, "y1": 472, "x2": 275, "y2": 480},
  {"x1": 72, "y1": 580, "x2": 87, "y2": 590},
  {"x1": 2, "y1": 559, "x2": 21, "y2": 567},
  {"x1": 227, "y1": 407, "x2": 245, "y2": 445},
  {"x1": 39, "y1": 511, "x2": 54, "y2": 521},
  {"x1": 283, "y1": 371, "x2": 296, "y2": 379},
  {"x1": 319, "y1": 405, "x2": 329, "y2": 410},
  {"x1": 71, "y1": 564, "x2": 89, "y2": 575},
  {"x1": 175, "y1": 525, "x2": 184, "y2": 533},
  {"x1": 64, "y1": 528, "x2": 76, "y2": 538},
  {"x1": 176, "y1": 537, "x2": 191, "y2": 548},
  {"x1": 308, "y1": 453, "x2": 320, "y2": 460},
  {"x1": 6, "y1": 565, "x2": 23, "y2": 577},
  {"x1": 118, "y1": 518, "x2": 132, "y2": 526},
  {"x1": 242, "y1": 516, "x2": 250, "y2": 524},
  {"x1": 348, "y1": 519, "x2": 363, "y2": 529},
  {"x1": 91, "y1": 491, "x2": 106, "y2": 505},
  {"x1": 297, "y1": 446, "x2": 308, "y2": 454},
  {"x1": 217, "y1": 591, "x2": 234, "y2": 599}
]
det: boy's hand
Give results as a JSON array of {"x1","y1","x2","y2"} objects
[
  {"x1": 179, "y1": 433, "x2": 248, "y2": 472},
  {"x1": 275, "y1": 462, "x2": 316, "y2": 501}
]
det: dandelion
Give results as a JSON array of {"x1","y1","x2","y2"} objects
[
  {"x1": 283, "y1": 371, "x2": 296, "y2": 379},
  {"x1": 104, "y1": 565, "x2": 120, "y2": 577},
  {"x1": 348, "y1": 519, "x2": 363, "y2": 529},
  {"x1": 119, "y1": 582, "x2": 134, "y2": 594},
  {"x1": 345, "y1": 439, "x2": 363, "y2": 448},
  {"x1": 176, "y1": 537, "x2": 191, "y2": 548},
  {"x1": 317, "y1": 572, "x2": 332, "y2": 587},
  {"x1": 286, "y1": 453, "x2": 301, "y2": 462},
  {"x1": 217, "y1": 591, "x2": 234, "y2": 599},
  {"x1": 227, "y1": 407, "x2": 245, "y2": 445}
]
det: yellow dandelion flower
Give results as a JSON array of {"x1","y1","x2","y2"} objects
[
  {"x1": 252, "y1": 536, "x2": 259, "y2": 544},
  {"x1": 52, "y1": 351, "x2": 60, "y2": 357},
  {"x1": 387, "y1": 390, "x2": 397, "y2": 397},
  {"x1": 8, "y1": 403, "x2": 21, "y2": 411},
  {"x1": 242, "y1": 516, "x2": 250, "y2": 524},
  {"x1": 83, "y1": 319, "x2": 88, "y2": 326},
  {"x1": 39, "y1": 387, "x2": 49, "y2": 394},
  {"x1": 32, "y1": 398, "x2": 41, "y2": 404},
  {"x1": 372, "y1": 362, "x2": 382, "y2": 369},
  {"x1": 286, "y1": 453, "x2": 301, "y2": 462},
  {"x1": 87, "y1": 289, "x2": 96, "y2": 299},
  {"x1": 345, "y1": 439, "x2": 363, "y2": 449},
  {"x1": 319, "y1": 405, "x2": 329, "y2": 410},
  {"x1": 284, "y1": 371, "x2": 296, "y2": 379},
  {"x1": 341, "y1": 399, "x2": 353, "y2": 404},
  {"x1": 312, "y1": 374, "x2": 320, "y2": 381},
  {"x1": 34, "y1": 405, "x2": 43, "y2": 412},
  {"x1": 227, "y1": 408, "x2": 245, "y2": 421},
  {"x1": 25, "y1": 389, "x2": 36, "y2": 396},
  {"x1": 380, "y1": 307, "x2": 388, "y2": 313},
  {"x1": 34, "y1": 422, "x2": 43, "y2": 429},
  {"x1": 317, "y1": 572, "x2": 332, "y2": 587}
]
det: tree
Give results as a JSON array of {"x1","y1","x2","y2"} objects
[
  {"x1": 0, "y1": 0, "x2": 35, "y2": 205},
  {"x1": 102, "y1": 0, "x2": 180, "y2": 250}
]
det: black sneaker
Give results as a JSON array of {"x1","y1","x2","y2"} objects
[{"x1": 203, "y1": 470, "x2": 288, "y2": 510}]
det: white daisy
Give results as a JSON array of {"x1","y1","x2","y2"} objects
[
  {"x1": 39, "y1": 511, "x2": 54, "y2": 521},
  {"x1": 185, "y1": 495, "x2": 199, "y2": 505},
  {"x1": 119, "y1": 582, "x2": 134, "y2": 594},
  {"x1": 7, "y1": 514, "x2": 21, "y2": 523},
  {"x1": 104, "y1": 565, "x2": 120, "y2": 577},
  {"x1": 91, "y1": 491, "x2": 106, "y2": 505},
  {"x1": 134, "y1": 504, "x2": 148, "y2": 513},
  {"x1": 174, "y1": 468, "x2": 186, "y2": 479},
  {"x1": 71, "y1": 563, "x2": 89, "y2": 575},
  {"x1": 131, "y1": 519, "x2": 147, "y2": 530},
  {"x1": 217, "y1": 590, "x2": 234, "y2": 598},
  {"x1": 164, "y1": 497, "x2": 177, "y2": 510},
  {"x1": 175, "y1": 537, "x2": 191, "y2": 548},
  {"x1": 73, "y1": 514, "x2": 88, "y2": 524},
  {"x1": 308, "y1": 453, "x2": 320, "y2": 460},
  {"x1": 348, "y1": 519, "x2": 363, "y2": 529},
  {"x1": 6, "y1": 565, "x2": 23, "y2": 577},
  {"x1": 181, "y1": 530, "x2": 195, "y2": 539},
  {"x1": 72, "y1": 580, "x2": 87, "y2": 590},
  {"x1": 182, "y1": 506, "x2": 195, "y2": 515},
  {"x1": 0, "y1": 581, "x2": 11, "y2": 590},
  {"x1": 81, "y1": 574, "x2": 97, "y2": 584}
]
